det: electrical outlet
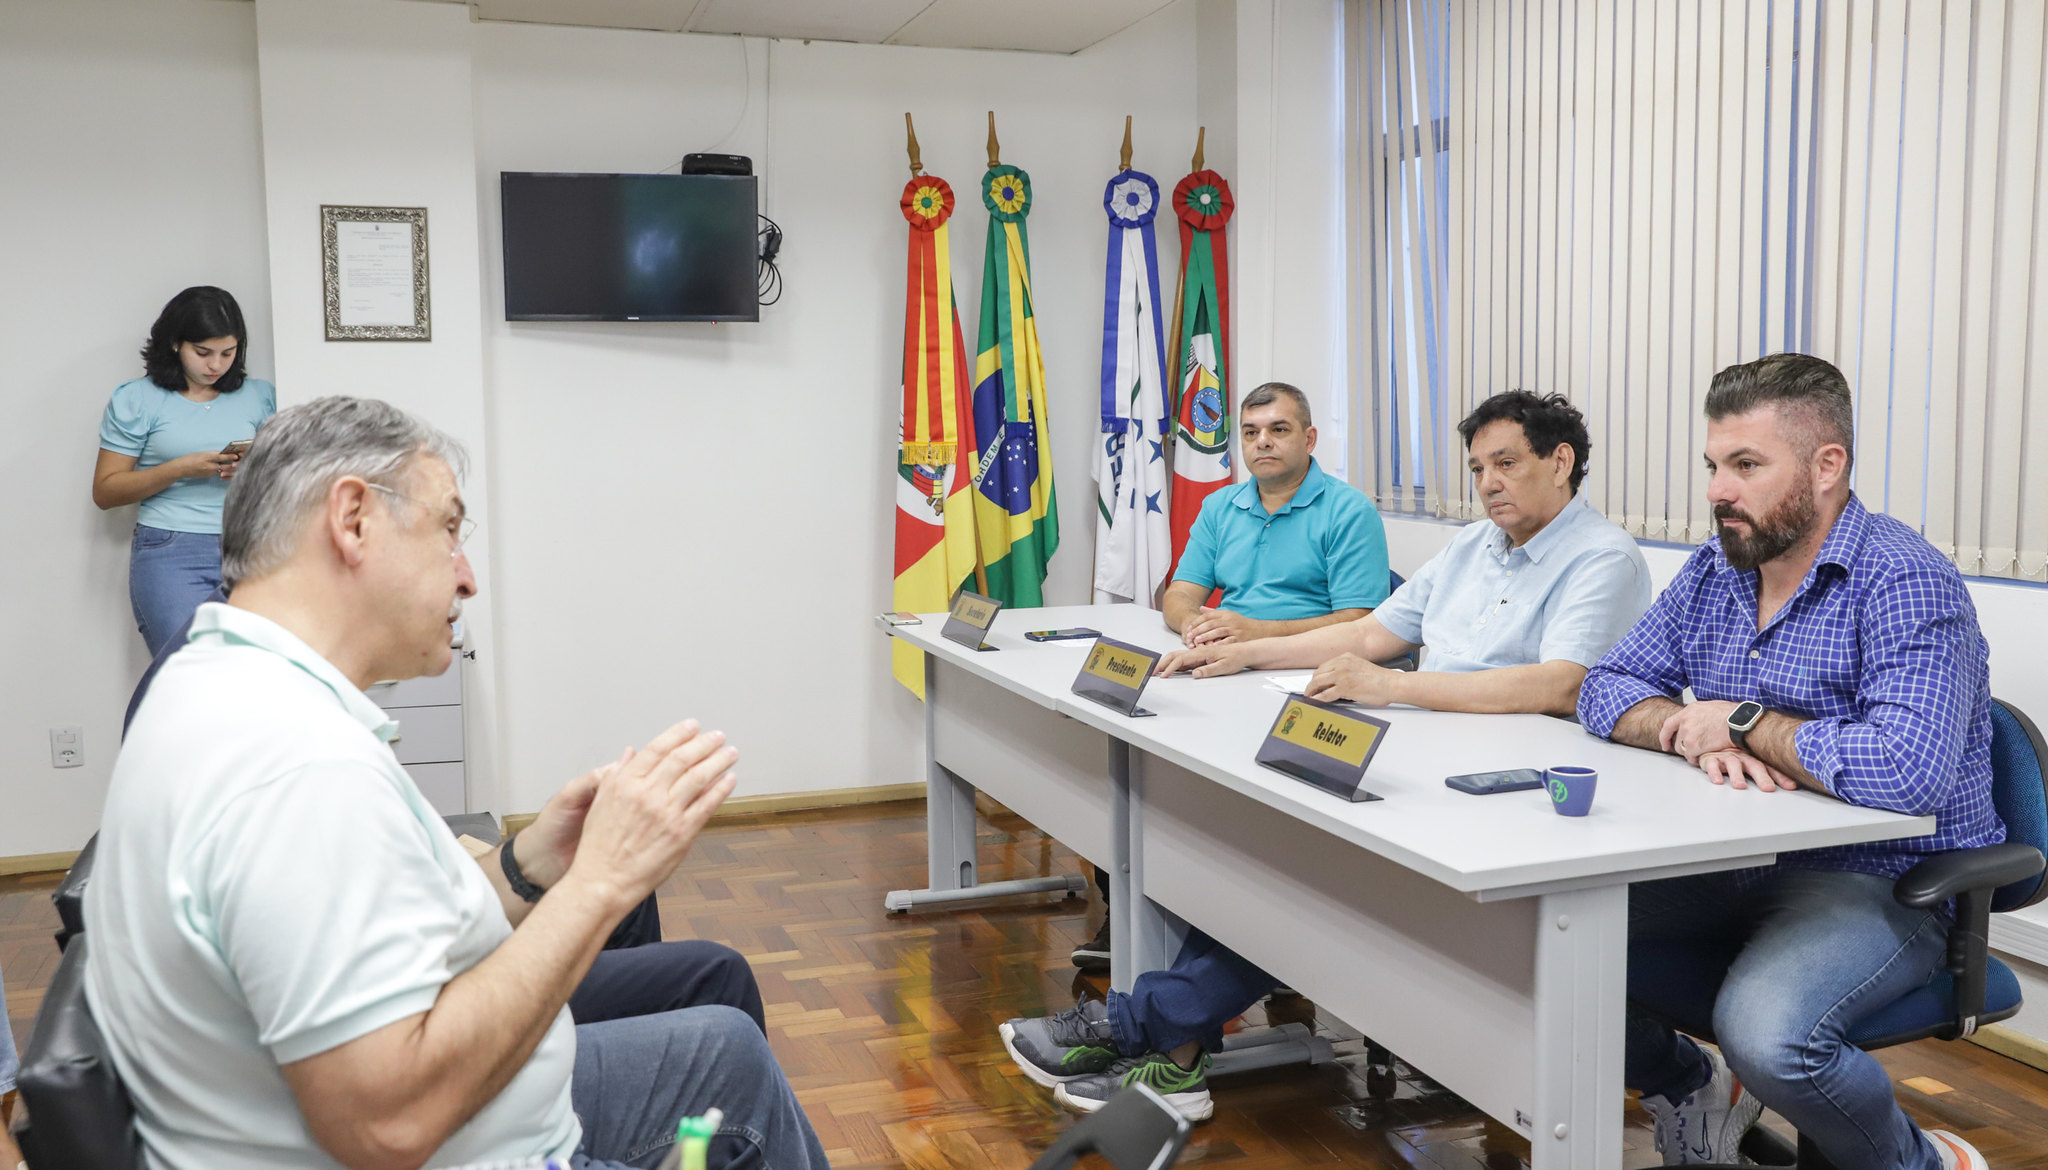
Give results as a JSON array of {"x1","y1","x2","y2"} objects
[{"x1": 50, "y1": 724, "x2": 83, "y2": 768}]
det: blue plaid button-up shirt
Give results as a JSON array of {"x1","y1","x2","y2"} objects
[{"x1": 1578, "y1": 495, "x2": 2000, "y2": 879}]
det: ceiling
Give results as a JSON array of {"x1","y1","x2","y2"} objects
[{"x1": 426, "y1": 0, "x2": 1183, "y2": 54}]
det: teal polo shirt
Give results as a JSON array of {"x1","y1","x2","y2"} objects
[{"x1": 1173, "y1": 459, "x2": 1391, "y2": 619}]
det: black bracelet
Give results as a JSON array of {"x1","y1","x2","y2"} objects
[{"x1": 500, "y1": 831, "x2": 547, "y2": 903}]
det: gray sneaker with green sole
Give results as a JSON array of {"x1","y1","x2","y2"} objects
[
  {"x1": 1054, "y1": 1050, "x2": 1213, "y2": 1121},
  {"x1": 998, "y1": 1000, "x2": 1120, "y2": 1088}
]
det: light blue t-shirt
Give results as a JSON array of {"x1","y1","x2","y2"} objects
[
  {"x1": 1373, "y1": 493, "x2": 1652, "y2": 673},
  {"x1": 99, "y1": 376, "x2": 277, "y2": 534},
  {"x1": 1173, "y1": 459, "x2": 1391, "y2": 620}
]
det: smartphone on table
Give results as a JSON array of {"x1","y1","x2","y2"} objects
[
  {"x1": 1025, "y1": 627, "x2": 1101, "y2": 642},
  {"x1": 1444, "y1": 769, "x2": 1545, "y2": 795}
]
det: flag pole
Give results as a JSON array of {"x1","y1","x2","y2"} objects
[
  {"x1": 1118, "y1": 115, "x2": 1133, "y2": 173},
  {"x1": 904, "y1": 112, "x2": 922, "y2": 175},
  {"x1": 986, "y1": 111, "x2": 1001, "y2": 168}
]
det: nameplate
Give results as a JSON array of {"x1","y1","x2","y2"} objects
[
  {"x1": 1255, "y1": 693, "x2": 1389, "y2": 802},
  {"x1": 940, "y1": 589, "x2": 1002, "y2": 651},
  {"x1": 1070, "y1": 636, "x2": 1161, "y2": 717}
]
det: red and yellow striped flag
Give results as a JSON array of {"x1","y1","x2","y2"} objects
[{"x1": 892, "y1": 175, "x2": 981, "y2": 696}]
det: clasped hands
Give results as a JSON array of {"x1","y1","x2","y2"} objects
[
  {"x1": 513, "y1": 719, "x2": 738, "y2": 913},
  {"x1": 1659, "y1": 700, "x2": 1796, "y2": 792}
]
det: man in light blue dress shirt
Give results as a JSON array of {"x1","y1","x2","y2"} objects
[{"x1": 999, "y1": 392, "x2": 1652, "y2": 1122}]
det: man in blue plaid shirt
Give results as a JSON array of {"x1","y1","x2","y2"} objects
[{"x1": 1578, "y1": 354, "x2": 2000, "y2": 1170}]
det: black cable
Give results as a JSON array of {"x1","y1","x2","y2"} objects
[{"x1": 757, "y1": 214, "x2": 783, "y2": 306}]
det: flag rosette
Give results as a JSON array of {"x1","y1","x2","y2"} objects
[
  {"x1": 1104, "y1": 172, "x2": 1161, "y2": 229},
  {"x1": 1172, "y1": 170, "x2": 1234, "y2": 231},
  {"x1": 982, "y1": 164, "x2": 1032, "y2": 222},
  {"x1": 901, "y1": 177, "x2": 956, "y2": 230}
]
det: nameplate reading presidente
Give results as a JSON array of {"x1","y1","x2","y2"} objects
[
  {"x1": 1070, "y1": 636, "x2": 1162, "y2": 717},
  {"x1": 1255, "y1": 693, "x2": 1390, "y2": 802},
  {"x1": 940, "y1": 589, "x2": 1003, "y2": 651}
]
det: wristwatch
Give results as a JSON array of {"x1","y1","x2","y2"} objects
[
  {"x1": 500, "y1": 831, "x2": 547, "y2": 904},
  {"x1": 1727, "y1": 701, "x2": 1767, "y2": 751}
]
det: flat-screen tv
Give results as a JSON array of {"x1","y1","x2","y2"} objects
[{"x1": 501, "y1": 172, "x2": 759, "y2": 322}]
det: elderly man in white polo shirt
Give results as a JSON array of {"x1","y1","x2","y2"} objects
[{"x1": 86, "y1": 396, "x2": 826, "y2": 1170}]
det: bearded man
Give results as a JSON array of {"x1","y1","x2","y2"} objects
[{"x1": 1577, "y1": 353, "x2": 2000, "y2": 1170}]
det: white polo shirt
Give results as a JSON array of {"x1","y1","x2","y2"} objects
[{"x1": 85, "y1": 602, "x2": 580, "y2": 1170}]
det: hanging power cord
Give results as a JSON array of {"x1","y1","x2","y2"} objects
[{"x1": 757, "y1": 214, "x2": 783, "y2": 306}]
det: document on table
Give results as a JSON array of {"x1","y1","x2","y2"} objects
[{"x1": 1262, "y1": 673, "x2": 1316, "y2": 695}]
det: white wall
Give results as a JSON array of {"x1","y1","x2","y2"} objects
[
  {"x1": 0, "y1": 0, "x2": 273, "y2": 857},
  {"x1": 252, "y1": 0, "x2": 509, "y2": 805},
  {"x1": 470, "y1": 13, "x2": 1200, "y2": 811}
]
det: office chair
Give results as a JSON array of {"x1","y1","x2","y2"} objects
[
  {"x1": 1627, "y1": 697, "x2": 2048, "y2": 1169},
  {"x1": 1027, "y1": 1083, "x2": 1192, "y2": 1170}
]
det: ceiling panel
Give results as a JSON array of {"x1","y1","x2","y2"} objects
[
  {"x1": 886, "y1": 0, "x2": 1179, "y2": 53},
  {"x1": 468, "y1": 0, "x2": 704, "y2": 33},
  {"x1": 449, "y1": 0, "x2": 1177, "y2": 53},
  {"x1": 688, "y1": 0, "x2": 931, "y2": 44}
]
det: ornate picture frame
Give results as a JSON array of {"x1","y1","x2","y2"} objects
[{"x1": 321, "y1": 205, "x2": 431, "y2": 341}]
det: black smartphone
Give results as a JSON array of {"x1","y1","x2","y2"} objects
[
  {"x1": 1445, "y1": 769, "x2": 1545, "y2": 796},
  {"x1": 1025, "y1": 627, "x2": 1102, "y2": 642}
]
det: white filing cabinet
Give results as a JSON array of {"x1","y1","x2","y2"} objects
[{"x1": 365, "y1": 659, "x2": 466, "y2": 814}]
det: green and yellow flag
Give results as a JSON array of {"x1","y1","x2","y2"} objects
[{"x1": 968, "y1": 160, "x2": 1059, "y2": 605}]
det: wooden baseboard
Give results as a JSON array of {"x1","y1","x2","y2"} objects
[
  {"x1": 0, "y1": 850, "x2": 80, "y2": 877},
  {"x1": 1968, "y1": 1023, "x2": 2048, "y2": 1073},
  {"x1": 499, "y1": 783, "x2": 926, "y2": 838}
]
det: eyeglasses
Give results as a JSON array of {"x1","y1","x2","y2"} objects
[{"x1": 367, "y1": 482, "x2": 478, "y2": 556}]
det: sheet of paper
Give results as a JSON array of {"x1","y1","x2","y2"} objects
[
  {"x1": 335, "y1": 220, "x2": 416, "y2": 327},
  {"x1": 1262, "y1": 673, "x2": 1316, "y2": 694}
]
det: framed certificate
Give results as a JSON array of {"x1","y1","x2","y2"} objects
[{"x1": 321, "y1": 205, "x2": 431, "y2": 341}]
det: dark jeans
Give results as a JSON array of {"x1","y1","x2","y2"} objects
[
  {"x1": 566, "y1": 943, "x2": 822, "y2": 1170},
  {"x1": 1624, "y1": 867, "x2": 1949, "y2": 1170},
  {"x1": 570, "y1": 941, "x2": 765, "y2": 1034},
  {"x1": 1104, "y1": 928, "x2": 1279, "y2": 1056}
]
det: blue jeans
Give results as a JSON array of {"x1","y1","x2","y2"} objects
[
  {"x1": 129, "y1": 525, "x2": 222, "y2": 656},
  {"x1": 1105, "y1": 928, "x2": 1279, "y2": 1056},
  {"x1": 1625, "y1": 867, "x2": 1950, "y2": 1170},
  {"x1": 569, "y1": 1006, "x2": 827, "y2": 1170},
  {"x1": 1, "y1": 968, "x2": 18, "y2": 1094}
]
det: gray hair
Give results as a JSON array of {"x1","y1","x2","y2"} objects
[
  {"x1": 221, "y1": 396, "x2": 467, "y2": 586},
  {"x1": 1704, "y1": 353, "x2": 1855, "y2": 468},
  {"x1": 1240, "y1": 381, "x2": 1313, "y2": 428}
]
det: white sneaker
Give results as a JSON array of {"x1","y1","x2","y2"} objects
[
  {"x1": 1639, "y1": 1044, "x2": 1763, "y2": 1165},
  {"x1": 1925, "y1": 1129, "x2": 1988, "y2": 1169}
]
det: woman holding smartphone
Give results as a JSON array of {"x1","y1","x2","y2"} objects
[{"x1": 93, "y1": 286, "x2": 275, "y2": 654}]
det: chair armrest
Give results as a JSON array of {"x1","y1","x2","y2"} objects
[{"x1": 1894, "y1": 844, "x2": 2044, "y2": 910}]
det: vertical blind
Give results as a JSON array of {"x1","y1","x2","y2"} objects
[{"x1": 1347, "y1": 0, "x2": 2048, "y2": 581}]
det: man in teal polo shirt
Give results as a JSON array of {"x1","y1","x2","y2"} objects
[{"x1": 1165, "y1": 382, "x2": 1391, "y2": 648}]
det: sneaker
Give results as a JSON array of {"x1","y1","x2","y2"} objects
[
  {"x1": 1639, "y1": 1044, "x2": 1762, "y2": 1165},
  {"x1": 1055, "y1": 1050, "x2": 1213, "y2": 1121},
  {"x1": 999, "y1": 1000, "x2": 1119, "y2": 1088},
  {"x1": 1925, "y1": 1129, "x2": 1988, "y2": 1170},
  {"x1": 1071, "y1": 916, "x2": 1111, "y2": 972}
]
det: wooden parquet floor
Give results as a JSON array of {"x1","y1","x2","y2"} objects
[{"x1": 8, "y1": 799, "x2": 2048, "y2": 1168}]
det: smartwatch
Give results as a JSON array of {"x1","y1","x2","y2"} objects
[{"x1": 1727, "y1": 701, "x2": 1766, "y2": 751}]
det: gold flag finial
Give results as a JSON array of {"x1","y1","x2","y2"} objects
[
  {"x1": 1192, "y1": 126, "x2": 1206, "y2": 171},
  {"x1": 987, "y1": 111, "x2": 1001, "y2": 169},
  {"x1": 1118, "y1": 115, "x2": 1133, "y2": 172},
  {"x1": 905, "y1": 112, "x2": 923, "y2": 176}
]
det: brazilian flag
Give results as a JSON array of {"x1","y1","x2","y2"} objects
[{"x1": 969, "y1": 164, "x2": 1059, "y2": 605}]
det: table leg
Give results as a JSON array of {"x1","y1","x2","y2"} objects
[
  {"x1": 883, "y1": 653, "x2": 1089, "y2": 913},
  {"x1": 1529, "y1": 885, "x2": 1627, "y2": 1170},
  {"x1": 1112, "y1": 745, "x2": 1182, "y2": 992}
]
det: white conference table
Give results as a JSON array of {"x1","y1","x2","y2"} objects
[{"x1": 883, "y1": 603, "x2": 1933, "y2": 1170}]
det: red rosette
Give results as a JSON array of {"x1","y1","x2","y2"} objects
[
  {"x1": 901, "y1": 176, "x2": 956, "y2": 231},
  {"x1": 1173, "y1": 170, "x2": 1234, "y2": 231}
]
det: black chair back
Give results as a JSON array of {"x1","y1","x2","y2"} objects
[
  {"x1": 1027, "y1": 1084, "x2": 1191, "y2": 1170},
  {"x1": 51, "y1": 833, "x2": 96, "y2": 952},
  {"x1": 13, "y1": 932, "x2": 146, "y2": 1170}
]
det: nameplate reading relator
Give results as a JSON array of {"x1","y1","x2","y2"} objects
[
  {"x1": 1255, "y1": 693, "x2": 1389, "y2": 802},
  {"x1": 940, "y1": 589, "x2": 1003, "y2": 651},
  {"x1": 1070, "y1": 636, "x2": 1162, "y2": 717}
]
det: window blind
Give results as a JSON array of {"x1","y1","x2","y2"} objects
[{"x1": 1348, "y1": 0, "x2": 2048, "y2": 581}]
